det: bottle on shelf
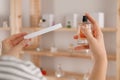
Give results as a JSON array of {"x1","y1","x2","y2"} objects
[
  {"x1": 66, "y1": 21, "x2": 72, "y2": 28},
  {"x1": 50, "y1": 46, "x2": 57, "y2": 53},
  {"x1": 1, "y1": 16, "x2": 9, "y2": 28},
  {"x1": 3, "y1": 21, "x2": 8, "y2": 28},
  {"x1": 83, "y1": 73, "x2": 89, "y2": 80},
  {"x1": 39, "y1": 17, "x2": 47, "y2": 27},
  {"x1": 55, "y1": 64, "x2": 64, "y2": 78},
  {"x1": 40, "y1": 67, "x2": 47, "y2": 76},
  {"x1": 36, "y1": 47, "x2": 41, "y2": 52}
]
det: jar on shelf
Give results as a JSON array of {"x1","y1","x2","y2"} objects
[
  {"x1": 66, "y1": 21, "x2": 72, "y2": 28},
  {"x1": 55, "y1": 64, "x2": 64, "y2": 78}
]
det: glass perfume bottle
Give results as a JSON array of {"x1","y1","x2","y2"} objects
[
  {"x1": 77, "y1": 16, "x2": 92, "y2": 53},
  {"x1": 67, "y1": 21, "x2": 72, "y2": 28},
  {"x1": 3, "y1": 21, "x2": 8, "y2": 28},
  {"x1": 83, "y1": 72, "x2": 89, "y2": 80},
  {"x1": 55, "y1": 64, "x2": 64, "y2": 78}
]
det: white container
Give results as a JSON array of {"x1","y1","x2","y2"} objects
[
  {"x1": 49, "y1": 14, "x2": 54, "y2": 26},
  {"x1": 55, "y1": 64, "x2": 64, "y2": 78},
  {"x1": 92, "y1": 12, "x2": 104, "y2": 28},
  {"x1": 50, "y1": 47, "x2": 57, "y2": 53},
  {"x1": 65, "y1": 13, "x2": 78, "y2": 28},
  {"x1": 73, "y1": 13, "x2": 78, "y2": 28},
  {"x1": 98, "y1": 13, "x2": 104, "y2": 28},
  {"x1": 41, "y1": 14, "x2": 54, "y2": 27},
  {"x1": 3, "y1": 21, "x2": 8, "y2": 28}
]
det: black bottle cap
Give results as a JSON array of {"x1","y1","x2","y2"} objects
[
  {"x1": 42, "y1": 19, "x2": 46, "y2": 22},
  {"x1": 82, "y1": 16, "x2": 88, "y2": 22}
]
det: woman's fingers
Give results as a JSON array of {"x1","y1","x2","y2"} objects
[
  {"x1": 14, "y1": 39, "x2": 30, "y2": 51},
  {"x1": 12, "y1": 36, "x2": 24, "y2": 46},
  {"x1": 8, "y1": 32, "x2": 27, "y2": 41},
  {"x1": 10, "y1": 33, "x2": 27, "y2": 46},
  {"x1": 73, "y1": 35, "x2": 78, "y2": 39},
  {"x1": 74, "y1": 44, "x2": 89, "y2": 50},
  {"x1": 81, "y1": 26, "x2": 94, "y2": 42},
  {"x1": 73, "y1": 26, "x2": 94, "y2": 42},
  {"x1": 85, "y1": 13, "x2": 97, "y2": 25},
  {"x1": 85, "y1": 13, "x2": 102, "y2": 37}
]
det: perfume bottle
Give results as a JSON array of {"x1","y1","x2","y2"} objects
[
  {"x1": 83, "y1": 73, "x2": 89, "y2": 80},
  {"x1": 77, "y1": 16, "x2": 92, "y2": 53},
  {"x1": 67, "y1": 21, "x2": 72, "y2": 28},
  {"x1": 3, "y1": 21, "x2": 8, "y2": 28},
  {"x1": 55, "y1": 64, "x2": 64, "y2": 78},
  {"x1": 77, "y1": 16, "x2": 92, "y2": 44}
]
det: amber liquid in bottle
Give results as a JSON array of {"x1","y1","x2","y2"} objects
[
  {"x1": 80, "y1": 22, "x2": 91, "y2": 39},
  {"x1": 77, "y1": 16, "x2": 92, "y2": 52},
  {"x1": 77, "y1": 16, "x2": 92, "y2": 45}
]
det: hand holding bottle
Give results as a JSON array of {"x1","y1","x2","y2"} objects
[
  {"x1": 74, "y1": 13, "x2": 107, "y2": 80},
  {"x1": 74, "y1": 13, "x2": 107, "y2": 60}
]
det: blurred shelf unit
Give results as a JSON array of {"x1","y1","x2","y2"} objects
[
  {"x1": 45, "y1": 70, "x2": 84, "y2": 80},
  {"x1": 22, "y1": 27, "x2": 117, "y2": 32},
  {"x1": 0, "y1": 27, "x2": 117, "y2": 32},
  {"x1": 44, "y1": 70, "x2": 115, "y2": 80},
  {"x1": 8, "y1": 0, "x2": 120, "y2": 80},
  {"x1": 24, "y1": 50, "x2": 116, "y2": 61}
]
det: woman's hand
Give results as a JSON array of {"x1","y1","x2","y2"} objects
[
  {"x1": 2, "y1": 32, "x2": 31, "y2": 58},
  {"x1": 74, "y1": 13, "x2": 107, "y2": 80},
  {"x1": 74, "y1": 13, "x2": 107, "y2": 61}
]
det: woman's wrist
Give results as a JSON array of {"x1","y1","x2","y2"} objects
[
  {"x1": 94, "y1": 50, "x2": 107, "y2": 62},
  {"x1": 1, "y1": 51, "x2": 20, "y2": 59},
  {"x1": 94, "y1": 54, "x2": 107, "y2": 64}
]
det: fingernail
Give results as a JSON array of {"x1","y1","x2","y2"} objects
[
  {"x1": 24, "y1": 40, "x2": 28, "y2": 43},
  {"x1": 25, "y1": 44, "x2": 29, "y2": 47},
  {"x1": 29, "y1": 39, "x2": 32, "y2": 41},
  {"x1": 24, "y1": 44, "x2": 29, "y2": 48}
]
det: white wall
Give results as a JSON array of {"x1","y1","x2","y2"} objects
[
  {"x1": 0, "y1": 0, "x2": 117, "y2": 77},
  {"x1": 41, "y1": 0, "x2": 54, "y2": 14},
  {"x1": 0, "y1": 0, "x2": 10, "y2": 16},
  {"x1": 53, "y1": 0, "x2": 117, "y2": 27},
  {"x1": 22, "y1": 0, "x2": 30, "y2": 27},
  {"x1": 0, "y1": 0, "x2": 10, "y2": 41}
]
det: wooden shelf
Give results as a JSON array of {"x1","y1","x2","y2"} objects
[
  {"x1": 46, "y1": 75, "x2": 115, "y2": 80},
  {"x1": 23, "y1": 50, "x2": 116, "y2": 61},
  {"x1": 101, "y1": 28, "x2": 117, "y2": 32},
  {"x1": 57, "y1": 27, "x2": 117, "y2": 32},
  {"x1": 0, "y1": 27, "x2": 10, "y2": 30},
  {"x1": 45, "y1": 70, "x2": 115, "y2": 80},
  {"x1": 22, "y1": 27, "x2": 117, "y2": 32},
  {"x1": 45, "y1": 70, "x2": 83, "y2": 80},
  {"x1": 57, "y1": 28, "x2": 77, "y2": 32}
]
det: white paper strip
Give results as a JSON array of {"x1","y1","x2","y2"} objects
[{"x1": 24, "y1": 23, "x2": 62, "y2": 39}]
